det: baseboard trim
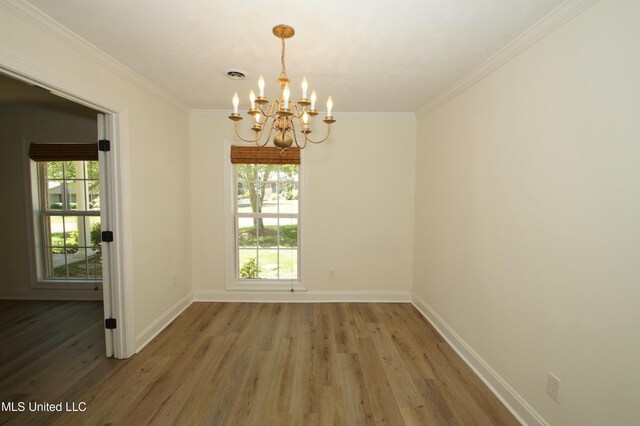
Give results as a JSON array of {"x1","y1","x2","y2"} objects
[
  {"x1": 194, "y1": 290, "x2": 411, "y2": 303},
  {"x1": 135, "y1": 293, "x2": 193, "y2": 352},
  {"x1": 0, "y1": 288, "x2": 103, "y2": 301},
  {"x1": 411, "y1": 294, "x2": 547, "y2": 426}
]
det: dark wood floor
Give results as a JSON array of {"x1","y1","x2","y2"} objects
[{"x1": 0, "y1": 300, "x2": 518, "y2": 425}]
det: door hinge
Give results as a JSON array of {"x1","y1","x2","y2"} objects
[
  {"x1": 105, "y1": 318, "x2": 117, "y2": 329},
  {"x1": 98, "y1": 139, "x2": 111, "y2": 152},
  {"x1": 101, "y1": 231, "x2": 114, "y2": 242}
]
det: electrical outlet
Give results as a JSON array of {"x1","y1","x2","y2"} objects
[
  {"x1": 547, "y1": 372, "x2": 560, "y2": 402},
  {"x1": 328, "y1": 268, "x2": 336, "y2": 279}
]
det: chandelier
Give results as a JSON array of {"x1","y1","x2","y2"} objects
[{"x1": 228, "y1": 25, "x2": 335, "y2": 153}]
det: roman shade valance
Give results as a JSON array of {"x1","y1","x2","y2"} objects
[
  {"x1": 28, "y1": 143, "x2": 99, "y2": 162},
  {"x1": 230, "y1": 145, "x2": 300, "y2": 165}
]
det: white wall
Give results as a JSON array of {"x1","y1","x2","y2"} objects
[
  {"x1": 413, "y1": 0, "x2": 640, "y2": 424},
  {"x1": 0, "y1": 4, "x2": 192, "y2": 347},
  {"x1": 0, "y1": 105, "x2": 100, "y2": 299},
  {"x1": 190, "y1": 112, "x2": 416, "y2": 298}
]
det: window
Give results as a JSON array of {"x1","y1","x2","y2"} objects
[
  {"x1": 229, "y1": 145, "x2": 301, "y2": 287},
  {"x1": 29, "y1": 144, "x2": 102, "y2": 282}
]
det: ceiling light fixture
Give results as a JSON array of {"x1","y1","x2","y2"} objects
[{"x1": 228, "y1": 25, "x2": 335, "y2": 153}]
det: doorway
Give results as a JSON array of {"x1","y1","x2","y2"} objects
[{"x1": 0, "y1": 71, "x2": 125, "y2": 357}]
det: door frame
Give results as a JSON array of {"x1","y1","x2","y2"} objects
[{"x1": 0, "y1": 65, "x2": 135, "y2": 359}]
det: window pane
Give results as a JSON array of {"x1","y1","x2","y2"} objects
[
  {"x1": 87, "y1": 161, "x2": 99, "y2": 179},
  {"x1": 63, "y1": 216, "x2": 80, "y2": 250},
  {"x1": 88, "y1": 248, "x2": 102, "y2": 279},
  {"x1": 63, "y1": 161, "x2": 77, "y2": 179},
  {"x1": 236, "y1": 163, "x2": 256, "y2": 180},
  {"x1": 239, "y1": 249, "x2": 259, "y2": 279},
  {"x1": 236, "y1": 182, "x2": 250, "y2": 213},
  {"x1": 237, "y1": 219, "x2": 257, "y2": 249},
  {"x1": 88, "y1": 216, "x2": 102, "y2": 279},
  {"x1": 46, "y1": 162, "x2": 64, "y2": 179},
  {"x1": 257, "y1": 249, "x2": 278, "y2": 279},
  {"x1": 257, "y1": 217, "x2": 278, "y2": 248},
  {"x1": 278, "y1": 181, "x2": 298, "y2": 214},
  {"x1": 67, "y1": 248, "x2": 88, "y2": 279},
  {"x1": 87, "y1": 180, "x2": 100, "y2": 210},
  {"x1": 65, "y1": 181, "x2": 79, "y2": 210},
  {"x1": 236, "y1": 164, "x2": 278, "y2": 215},
  {"x1": 47, "y1": 181, "x2": 64, "y2": 210},
  {"x1": 89, "y1": 216, "x2": 101, "y2": 249},
  {"x1": 279, "y1": 250, "x2": 298, "y2": 279},
  {"x1": 263, "y1": 185, "x2": 278, "y2": 214},
  {"x1": 76, "y1": 217, "x2": 91, "y2": 247},
  {"x1": 49, "y1": 249, "x2": 67, "y2": 279},
  {"x1": 279, "y1": 219, "x2": 297, "y2": 248},
  {"x1": 48, "y1": 216, "x2": 65, "y2": 248}
]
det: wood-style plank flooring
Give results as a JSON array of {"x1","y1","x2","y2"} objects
[{"x1": 0, "y1": 301, "x2": 518, "y2": 425}]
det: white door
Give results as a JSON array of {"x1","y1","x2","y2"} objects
[{"x1": 97, "y1": 113, "x2": 115, "y2": 357}]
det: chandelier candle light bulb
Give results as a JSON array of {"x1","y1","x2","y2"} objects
[
  {"x1": 232, "y1": 92, "x2": 239, "y2": 114},
  {"x1": 308, "y1": 90, "x2": 318, "y2": 116},
  {"x1": 282, "y1": 83, "x2": 291, "y2": 110},
  {"x1": 251, "y1": 112, "x2": 262, "y2": 132},
  {"x1": 227, "y1": 24, "x2": 336, "y2": 152},
  {"x1": 229, "y1": 91, "x2": 242, "y2": 121}
]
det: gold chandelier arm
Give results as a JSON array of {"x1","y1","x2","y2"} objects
[
  {"x1": 256, "y1": 127, "x2": 273, "y2": 147},
  {"x1": 303, "y1": 124, "x2": 333, "y2": 145},
  {"x1": 260, "y1": 101, "x2": 277, "y2": 118},
  {"x1": 291, "y1": 121, "x2": 307, "y2": 150},
  {"x1": 233, "y1": 117, "x2": 274, "y2": 144},
  {"x1": 291, "y1": 103, "x2": 306, "y2": 119}
]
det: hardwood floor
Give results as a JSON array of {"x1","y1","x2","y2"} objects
[{"x1": 0, "y1": 301, "x2": 518, "y2": 425}]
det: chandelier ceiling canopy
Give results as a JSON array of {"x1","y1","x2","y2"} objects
[{"x1": 229, "y1": 25, "x2": 335, "y2": 153}]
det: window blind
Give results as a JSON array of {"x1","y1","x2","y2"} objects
[
  {"x1": 28, "y1": 143, "x2": 99, "y2": 162},
  {"x1": 230, "y1": 145, "x2": 300, "y2": 165}
]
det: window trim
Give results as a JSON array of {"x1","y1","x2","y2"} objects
[
  {"x1": 24, "y1": 140, "x2": 104, "y2": 290},
  {"x1": 223, "y1": 139, "x2": 306, "y2": 291}
]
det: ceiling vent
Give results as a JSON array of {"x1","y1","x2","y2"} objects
[{"x1": 225, "y1": 69, "x2": 247, "y2": 80}]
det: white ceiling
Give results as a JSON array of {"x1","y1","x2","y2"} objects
[{"x1": 27, "y1": 0, "x2": 565, "y2": 112}]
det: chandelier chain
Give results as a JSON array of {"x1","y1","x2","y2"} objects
[{"x1": 280, "y1": 37, "x2": 287, "y2": 81}]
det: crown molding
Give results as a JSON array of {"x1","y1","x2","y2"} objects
[
  {"x1": 332, "y1": 111, "x2": 415, "y2": 120},
  {"x1": 190, "y1": 109, "x2": 416, "y2": 120},
  {"x1": 416, "y1": 0, "x2": 600, "y2": 117},
  {"x1": 190, "y1": 109, "x2": 230, "y2": 116},
  {"x1": 0, "y1": 0, "x2": 188, "y2": 112}
]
